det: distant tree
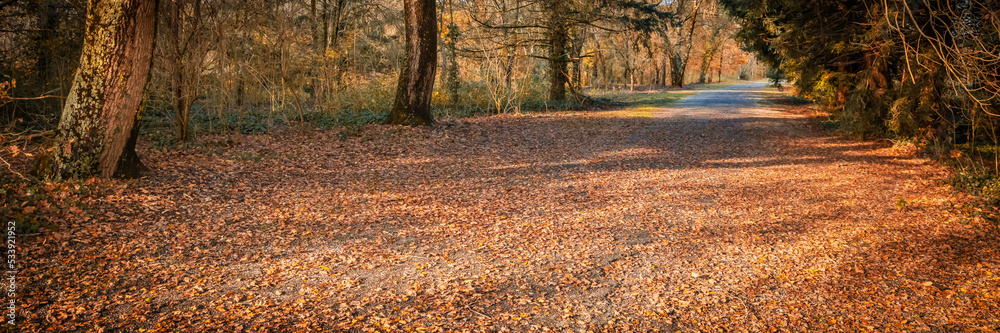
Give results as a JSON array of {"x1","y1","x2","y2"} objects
[
  {"x1": 661, "y1": 0, "x2": 702, "y2": 88},
  {"x1": 0, "y1": 1, "x2": 86, "y2": 120},
  {"x1": 160, "y1": 0, "x2": 208, "y2": 142},
  {"x1": 545, "y1": 0, "x2": 570, "y2": 101},
  {"x1": 385, "y1": 0, "x2": 437, "y2": 125},
  {"x1": 442, "y1": 0, "x2": 461, "y2": 107},
  {"x1": 468, "y1": 0, "x2": 668, "y2": 102},
  {"x1": 35, "y1": 0, "x2": 158, "y2": 179},
  {"x1": 696, "y1": 3, "x2": 731, "y2": 84}
]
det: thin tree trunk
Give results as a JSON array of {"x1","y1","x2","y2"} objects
[
  {"x1": 591, "y1": 50, "x2": 601, "y2": 89},
  {"x1": 698, "y1": 49, "x2": 714, "y2": 84},
  {"x1": 30, "y1": 2, "x2": 60, "y2": 111},
  {"x1": 569, "y1": 25, "x2": 585, "y2": 90},
  {"x1": 165, "y1": 0, "x2": 200, "y2": 142},
  {"x1": 36, "y1": 0, "x2": 158, "y2": 179},
  {"x1": 310, "y1": 0, "x2": 322, "y2": 104},
  {"x1": 716, "y1": 47, "x2": 724, "y2": 82},
  {"x1": 385, "y1": 0, "x2": 437, "y2": 125},
  {"x1": 169, "y1": 0, "x2": 187, "y2": 140},
  {"x1": 445, "y1": 0, "x2": 460, "y2": 107},
  {"x1": 666, "y1": 0, "x2": 701, "y2": 88}
]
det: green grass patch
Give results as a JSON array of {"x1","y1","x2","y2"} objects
[
  {"x1": 590, "y1": 90, "x2": 694, "y2": 116},
  {"x1": 685, "y1": 81, "x2": 742, "y2": 90}
]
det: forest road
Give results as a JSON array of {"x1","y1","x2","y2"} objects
[
  {"x1": 22, "y1": 81, "x2": 1000, "y2": 332},
  {"x1": 656, "y1": 81, "x2": 771, "y2": 119}
]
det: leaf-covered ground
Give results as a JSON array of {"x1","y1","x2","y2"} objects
[{"x1": 14, "y1": 83, "x2": 1000, "y2": 332}]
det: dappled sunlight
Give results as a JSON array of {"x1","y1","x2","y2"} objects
[
  {"x1": 4, "y1": 0, "x2": 997, "y2": 328},
  {"x1": 14, "y1": 84, "x2": 998, "y2": 332}
]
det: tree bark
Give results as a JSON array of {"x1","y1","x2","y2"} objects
[
  {"x1": 569, "y1": 25, "x2": 585, "y2": 91},
  {"x1": 665, "y1": 0, "x2": 701, "y2": 88},
  {"x1": 669, "y1": 53, "x2": 684, "y2": 87},
  {"x1": 385, "y1": 0, "x2": 437, "y2": 125},
  {"x1": 698, "y1": 47, "x2": 716, "y2": 84},
  {"x1": 310, "y1": 0, "x2": 329, "y2": 105},
  {"x1": 716, "y1": 47, "x2": 724, "y2": 82},
  {"x1": 591, "y1": 50, "x2": 602, "y2": 89},
  {"x1": 547, "y1": 0, "x2": 568, "y2": 102},
  {"x1": 444, "y1": 0, "x2": 461, "y2": 107},
  {"x1": 115, "y1": 108, "x2": 150, "y2": 178},
  {"x1": 36, "y1": 0, "x2": 158, "y2": 179}
]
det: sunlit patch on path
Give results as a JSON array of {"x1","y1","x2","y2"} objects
[{"x1": 21, "y1": 84, "x2": 1000, "y2": 331}]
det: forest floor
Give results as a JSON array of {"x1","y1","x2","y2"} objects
[{"x1": 11, "y1": 82, "x2": 1000, "y2": 332}]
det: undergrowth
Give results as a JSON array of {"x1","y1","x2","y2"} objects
[
  {"x1": 0, "y1": 176, "x2": 106, "y2": 233},
  {"x1": 139, "y1": 87, "x2": 653, "y2": 145},
  {"x1": 772, "y1": 86, "x2": 1000, "y2": 226},
  {"x1": 946, "y1": 144, "x2": 1000, "y2": 225}
]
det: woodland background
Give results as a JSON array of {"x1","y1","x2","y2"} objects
[
  {"x1": 2, "y1": 0, "x2": 999, "y2": 225},
  {"x1": 0, "y1": 0, "x2": 762, "y2": 143},
  {"x1": 1, "y1": 1, "x2": 1000, "y2": 331}
]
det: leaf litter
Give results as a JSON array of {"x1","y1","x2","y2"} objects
[{"x1": 12, "y1": 85, "x2": 1000, "y2": 332}]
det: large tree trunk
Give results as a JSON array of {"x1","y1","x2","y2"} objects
[
  {"x1": 547, "y1": 0, "x2": 568, "y2": 102},
  {"x1": 669, "y1": 53, "x2": 685, "y2": 87},
  {"x1": 385, "y1": 0, "x2": 437, "y2": 126},
  {"x1": 115, "y1": 108, "x2": 150, "y2": 178},
  {"x1": 36, "y1": 0, "x2": 158, "y2": 179}
]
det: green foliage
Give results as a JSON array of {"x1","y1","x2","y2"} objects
[
  {"x1": 895, "y1": 198, "x2": 907, "y2": 210},
  {"x1": 945, "y1": 144, "x2": 1000, "y2": 223},
  {"x1": 721, "y1": 0, "x2": 998, "y2": 149},
  {"x1": 186, "y1": 111, "x2": 282, "y2": 135},
  {"x1": 0, "y1": 177, "x2": 102, "y2": 233},
  {"x1": 722, "y1": 0, "x2": 1000, "y2": 226},
  {"x1": 950, "y1": 171, "x2": 998, "y2": 197},
  {"x1": 950, "y1": 170, "x2": 1000, "y2": 213},
  {"x1": 592, "y1": 89, "x2": 689, "y2": 109},
  {"x1": 765, "y1": 67, "x2": 785, "y2": 87}
]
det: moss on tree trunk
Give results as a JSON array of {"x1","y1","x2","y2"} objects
[{"x1": 35, "y1": 0, "x2": 158, "y2": 179}]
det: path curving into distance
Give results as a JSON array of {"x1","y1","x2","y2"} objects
[{"x1": 21, "y1": 82, "x2": 1000, "y2": 331}]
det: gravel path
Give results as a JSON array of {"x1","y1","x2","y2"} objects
[{"x1": 19, "y1": 84, "x2": 1000, "y2": 332}]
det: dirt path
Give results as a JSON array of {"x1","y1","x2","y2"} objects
[{"x1": 19, "y1": 84, "x2": 1000, "y2": 332}]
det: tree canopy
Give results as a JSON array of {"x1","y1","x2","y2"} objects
[{"x1": 722, "y1": 0, "x2": 1000, "y2": 145}]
